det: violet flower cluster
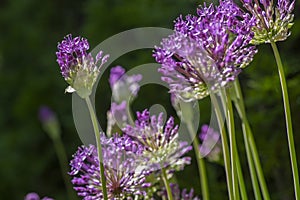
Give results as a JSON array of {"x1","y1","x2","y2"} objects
[
  {"x1": 69, "y1": 134, "x2": 150, "y2": 199},
  {"x1": 154, "y1": 0, "x2": 257, "y2": 101},
  {"x1": 123, "y1": 110, "x2": 192, "y2": 172},
  {"x1": 56, "y1": 34, "x2": 109, "y2": 98},
  {"x1": 241, "y1": 0, "x2": 295, "y2": 44},
  {"x1": 69, "y1": 109, "x2": 192, "y2": 199}
]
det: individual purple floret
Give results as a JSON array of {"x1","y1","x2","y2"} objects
[
  {"x1": 56, "y1": 34, "x2": 109, "y2": 98},
  {"x1": 199, "y1": 124, "x2": 222, "y2": 162},
  {"x1": 159, "y1": 183, "x2": 200, "y2": 200},
  {"x1": 24, "y1": 192, "x2": 54, "y2": 200},
  {"x1": 109, "y1": 66, "x2": 142, "y2": 103},
  {"x1": 241, "y1": 0, "x2": 295, "y2": 44},
  {"x1": 153, "y1": 0, "x2": 257, "y2": 101},
  {"x1": 123, "y1": 109, "x2": 192, "y2": 172},
  {"x1": 69, "y1": 134, "x2": 150, "y2": 199}
]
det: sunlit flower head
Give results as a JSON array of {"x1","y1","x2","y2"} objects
[
  {"x1": 241, "y1": 0, "x2": 295, "y2": 44},
  {"x1": 69, "y1": 134, "x2": 150, "y2": 199},
  {"x1": 154, "y1": 0, "x2": 257, "y2": 101},
  {"x1": 123, "y1": 109, "x2": 192, "y2": 172},
  {"x1": 56, "y1": 34, "x2": 109, "y2": 98}
]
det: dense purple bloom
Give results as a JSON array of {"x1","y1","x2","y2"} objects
[
  {"x1": 69, "y1": 134, "x2": 150, "y2": 199},
  {"x1": 24, "y1": 193, "x2": 54, "y2": 200},
  {"x1": 56, "y1": 34, "x2": 89, "y2": 78},
  {"x1": 154, "y1": 0, "x2": 257, "y2": 101},
  {"x1": 159, "y1": 183, "x2": 200, "y2": 200},
  {"x1": 241, "y1": 0, "x2": 295, "y2": 44},
  {"x1": 109, "y1": 66, "x2": 142, "y2": 103},
  {"x1": 123, "y1": 110, "x2": 192, "y2": 172},
  {"x1": 56, "y1": 34, "x2": 109, "y2": 98},
  {"x1": 199, "y1": 125, "x2": 222, "y2": 162}
]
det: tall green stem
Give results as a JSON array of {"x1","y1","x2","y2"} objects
[
  {"x1": 161, "y1": 168, "x2": 173, "y2": 200},
  {"x1": 235, "y1": 149, "x2": 248, "y2": 200},
  {"x1": 210, "y1": 93, "x2": 233, "y2": 200},
  {"x1": 233, "y1": 80, "x2": 268, "y2": 200},
  {"x1": 85, "y1": 97, "x2": 108, "y2": 200},
  {"x1": 270, "y1": 42, "x2": 300, "y2": 200},
  {"x1": 186, "y1": 122, "x2": 209, "y2": 200},
  {"x1": 222, "y1": 89, "x2": 240, "y2": 200}
]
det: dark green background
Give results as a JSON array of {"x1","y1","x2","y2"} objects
[{"x1": 0, "y1": 0, "x2": 300, "y2": 199}]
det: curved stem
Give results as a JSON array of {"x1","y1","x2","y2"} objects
[
  {"x1": 161, "y1": 168, "x2": 173, "y2": 200},
  {"x1": 210, "y1": 93, "x2": 233, "y2": 200},
  {"x1": 85, "y1": 97, "x2": 108, "y2": 200},
  {"x1": 186, "y1": 122, "x2": 209, "y2": 200},
  {"x1": 270, "y1": 42, "x2": 300, "y2": 200}
]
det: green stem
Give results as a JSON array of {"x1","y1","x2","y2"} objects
[
  {"x1": 270, "y1": 42, "x2": 300, "y2": 200},
  {"x1": 53, "y1": 137, "x2": 78, "y2": 200},
  {"x1": 161, "y1": 168, "x2": 173, "y2": 200},
  {"x1": 235, "y1": 148, "x2": 248, "y2": 200},
  {"x1": 186, "y1": 122, "x2": 209, "y2": 200},
  {"x1": 241, "y1": 123, "x2": 261, "y2": 200},
  {"x1": 210, "y1": 93, "x2": 233, "y2": 200},
  {"x1": 221, "y1": 89, "x2": 240, "y2": 200},
  {"x1": 233, "y1": 80, "x2": 266, "y2": 200},
  {"x1": 85, "y1": 97, "x2": 108, "y2": 200}
]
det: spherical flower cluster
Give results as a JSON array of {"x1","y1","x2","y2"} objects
[
  {"x1": 154, "y1": 0, "x2": 257, "y2": 101},
  {"x1": 56, "y1": 34, "x2": 109, "y2": 98},
  {"x1": 69, "y1": 134, "x2": 150, "y2": 200},
  {"x1": 123, "y1": 110, "x2": 192, "y2": 172},
  {"x1": 241, "y1": 0, "x2": 295, "y2": 44}
]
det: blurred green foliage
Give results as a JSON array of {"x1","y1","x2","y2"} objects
[{"x1": 0, "y1": 0, "x2": 300, "y2": 199}]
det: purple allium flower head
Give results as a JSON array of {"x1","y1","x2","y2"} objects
[
  {"x1": 56, "y1": 34, "x2": 109, "y2": 98},
  {"x1": 123, "y1": 109, "x2": 192, "y2": 173},
  {"x1": 109, "y1": 66, "x2": 142, "y2": 103},
  {"x1": 241, "y1": 0, "x2": 295, "y2": 44},
  {"x1": 199, "y1": 124, "x2": 222, "y2": 162},
  {"x1": 154, "y1": 0, "x2": 257, "y2": 101},
  {"x1": 159, "y1": 183, "x2": 200, "y2": 200},
  {"x1": 24, "y1": 193, "x2": 54, "y2": 200},
  {"x1": 69, "y1": 134, "x2": 150, "y2": 199}
]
